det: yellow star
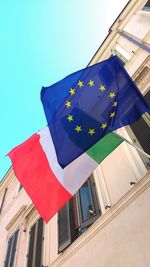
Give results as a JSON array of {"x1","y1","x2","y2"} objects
[
  {"x1": 113, "y1": 101, "x2": 117, "y2": 107},
  {"x1": 101, "y1": 123, "x2": 107, "y2": 130},
  {"x1": 77, "y1": 80, "x2": 84, "y2": 88},
  {"x1": 88, "y1": 80, "x2": 94, "y2": 87},
  {"x1": 65, "y1": 100, "x2": 71, "y2": 108},
  {"x1": 67, "y1": 114, "x2": 73, "y2": 122},
  {"x1": 109, "y1": 92, "x2": 116, "y2": 98},
  {"x1": 99, "y1": 85, "x2": 106, "y2": 92},
  {"x1": 110, "y1": 112, "x2": 116, "y2": 118},
  {"x1": 88, "y1": 128, "x2": 95, "y2": 136},
  {"x1": 75, "y1": 125, "x2": 82, "y2": 133},
  {"x1": 69, "y1": 88, "x2": 75, "y2": 95}
]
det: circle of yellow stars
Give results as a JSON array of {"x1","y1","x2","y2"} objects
[{"x1": 65, "y1": 79, "x2": 117, "y2": 137}]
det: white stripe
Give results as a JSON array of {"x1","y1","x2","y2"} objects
[{"x1": 39, "y1": 127, "x2": 98, "y2": 195}]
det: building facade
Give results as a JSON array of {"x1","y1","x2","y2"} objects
[{"x1": 0, "y1": 0, "x2": 150, "y2": 266}]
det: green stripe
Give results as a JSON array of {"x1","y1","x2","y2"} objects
[{"x1": 86, "y1": 132, "x2": 123, "y2": 163}]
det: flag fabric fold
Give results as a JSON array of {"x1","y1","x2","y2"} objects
[
  {"x1": 8, "y1": 128, "x2": 122, "y2": 222},
  {"x1": 41, "y1": 56, "x2": 150, "y2": 168}
]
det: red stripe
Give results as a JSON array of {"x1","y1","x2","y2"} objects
[{"x1": 8, "y1": 133, "x2": 72, "y2": 222}]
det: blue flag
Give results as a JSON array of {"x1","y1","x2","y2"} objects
[{"x1": 41, "y1": 56, "x2": 150, "y2": 168}]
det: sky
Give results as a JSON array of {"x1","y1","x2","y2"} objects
[{"x1": 0, "y1": 0, "x2": 128, "y2": 180}]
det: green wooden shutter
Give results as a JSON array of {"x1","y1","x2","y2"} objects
[
  {"x1": 27, "y1": 224, "x2": 35, "y2": 267},
  {"x1": 128, "y1": 90, "x2": 150, "y2": 169},
  {"x1": 130, "y1": 117, "x2": 150, "y2": 154},
  {"x1": 4, "y1": 229, "x2": 19, "y2": 267},
  {"x1": 4, "y1": 236, "x2": 13, "y2": 267},
  {"x1": 27, "y1": 218, "x2": 43, "y2": 267},
  {"x1": 35, "y1": 218, "x2": 43, "y2": 267},
  {"x1": 9, "y1": 230, "x2": 19, "y2": 267},
  {"x1": 58, "y1": 203, "x2": 71, "y2": 252}
]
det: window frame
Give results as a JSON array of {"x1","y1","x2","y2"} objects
[
  {"x1": 0, "y1": 187, "x2": 7, "y2": 214},
  {"x1": 111, "y1": 44, "x2": 131, "y2": 65},
  {"x1": 58, "y1": 175, "x2": 101, "y2": 252},
  {"x1": 75, "y1": 175, "x2": 101, "y2": 228}
]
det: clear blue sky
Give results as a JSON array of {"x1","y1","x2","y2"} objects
[{"x1": 0, "y1": 0, "x2": 128, "y2": 180}]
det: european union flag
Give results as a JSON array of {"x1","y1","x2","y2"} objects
[{"x1": 41, "y1": 56, "x2": 150, "y2": 168}]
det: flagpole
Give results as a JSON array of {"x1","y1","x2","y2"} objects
[{"x1": 113, "y1": 132, "x2": 150, "y2": 159}]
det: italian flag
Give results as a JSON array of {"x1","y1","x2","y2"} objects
[{"x1": 8, "y1": 127, "x2": 123, "y2": 223}]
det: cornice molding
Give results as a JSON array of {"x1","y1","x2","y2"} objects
[{"x1": 6, "y1": 205, "x2": 27, "y2": 231}]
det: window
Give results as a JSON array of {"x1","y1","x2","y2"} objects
[
  {"x1": 142, "y1": 0, "x2": 150, "y2": 11},
  {"x1": 27, "y1": 218, "x2": 44, "y2": 267},
  {"x1": 127, "y1": 90, "x2": 150, "y2": 169},
  {"x1": 111, "y1": 44, "x2": 131, "y2": 65},
  {"x1": 18, "y1": 184, "x2": 22, "y2": 193},
  {"x1": 4, "y1": 229, "x2": 19, "y2": 267},
  {"x1": 58, "y1": 175, "x2": 101, "y2": 252},
  {"x1": 0, "y1": 188, "x2": 7, "y2": 214}
]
